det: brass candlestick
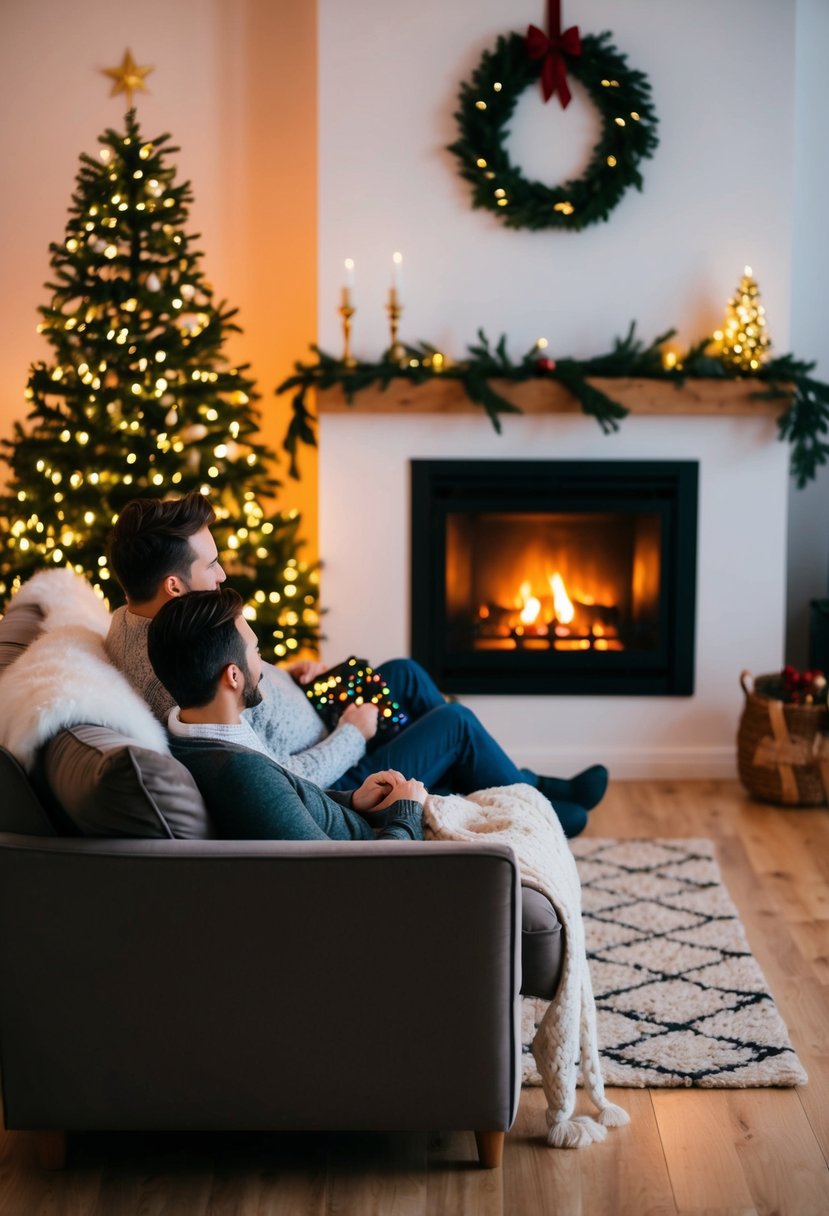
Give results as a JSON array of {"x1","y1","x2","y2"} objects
[
  {"x1": 339, "y1": 288, "x2": 357, "y2": 367},
  {"x1": 386, "y1": 287, "x2": 405, "y2": 362}
]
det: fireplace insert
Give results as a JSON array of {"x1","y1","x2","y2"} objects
[{"x1": 411, "y1": 460, "x2": 698, "y2": 695}]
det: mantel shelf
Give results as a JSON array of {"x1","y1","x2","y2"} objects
[{"x1": 316, "y1": 376, "x2": 786, "y2": 417}]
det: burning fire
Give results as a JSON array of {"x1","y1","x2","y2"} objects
[
  {"x1": 478, "y1": 569, "x2": 623, "y2": 651},
  {"x1": 548, "y1": 572, "x2": 574, "y2": 625},
  {"x1": 518, "y1": 581, "x2": 542, "y2": 626}
]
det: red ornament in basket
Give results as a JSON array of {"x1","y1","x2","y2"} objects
[{"x1": 781, "y1": 665, "x2": 827, "y2": 706}]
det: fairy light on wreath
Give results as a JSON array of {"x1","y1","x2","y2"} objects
[{"x1": 448, "y1": 1, "x2": 659, "y2": 232}]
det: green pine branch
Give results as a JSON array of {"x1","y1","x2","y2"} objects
[{"x1": 276, "y1": 324, "x2": 829, "y2": 488}]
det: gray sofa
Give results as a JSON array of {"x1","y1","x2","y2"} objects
[{"x1": 0, "y1": 591, "x2": 562, "y2": 1169}]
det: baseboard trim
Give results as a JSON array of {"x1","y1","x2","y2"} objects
[{"x1": 515, "y1": 747, "x2": 738, "y2": 781}]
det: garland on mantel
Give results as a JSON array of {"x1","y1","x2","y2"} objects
[{"x1": 276, "y1": 326, "x2": 829, "y2": 489}]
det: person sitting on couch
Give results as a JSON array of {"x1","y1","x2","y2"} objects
[
  {"x1": 147, "y1": 586, "x2": 426, "y2": 841},
  {"x1": 148, "y1": 586, "x2": 566, "y2": 999},
  {"x1": 106, "y1": 491, "x2": 608, "y2": 837}
]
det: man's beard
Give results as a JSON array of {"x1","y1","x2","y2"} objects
[{"x1": 241, "y1": 667, "x2": 264, "y2": 710}]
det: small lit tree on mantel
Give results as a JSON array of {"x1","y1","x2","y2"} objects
[
  {"x1": 713, "y1": 265, "x2": 772, "y2": 372},
  {"x1": 0, "y1": 99, "x2": 319, "y2": 659}
]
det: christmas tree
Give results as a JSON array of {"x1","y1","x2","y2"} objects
[
  {"x1": 714, "y1": 266, "x2": 772, "y2": 372},
  {"x1": 0, "y1": 108, "x2": 319, "y2": 659}
]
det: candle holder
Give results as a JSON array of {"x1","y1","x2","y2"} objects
[
  {"x1": 339, "y1": 290, "x2": 357, "y2": 367},
  {"x1": 386, "y1": 288, "x2": 406, "y2": 363}
]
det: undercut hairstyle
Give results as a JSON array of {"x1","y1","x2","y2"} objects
[
  {"x1": 107, "y1": 492, "x2": 217, "y2": 603},
  {"x1": 148, "y1": 588, "x2": 247, "y2": 709}
]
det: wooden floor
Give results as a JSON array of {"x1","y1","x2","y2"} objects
[{"x1": 1, "y1": 780, "x2": 828, "y2": 1215}]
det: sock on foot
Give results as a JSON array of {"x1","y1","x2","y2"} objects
[
  {"x1": 523, "y1": 769, "x2": 574, "y2": 802},
  {"x1": 570, "y1": 764, "x2": 609, "y2": 811},
  {"x1": 546, "y1": 798, "x2": 588, "y2": 839},
  {"x1": 528, "y1": 765, "x2": 609, "y2": 812}
]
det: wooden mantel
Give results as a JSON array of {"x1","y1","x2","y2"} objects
[{"x1": 316, "y1": 377, "x2": 786, "y2": 416}]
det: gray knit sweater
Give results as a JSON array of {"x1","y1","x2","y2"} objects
[{"x1": 105, "y1": 605, "x2": 367, "y2": 786}]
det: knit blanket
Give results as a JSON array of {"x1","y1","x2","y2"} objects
[{"x1": 423, "y1": 784, "x2": 629, "y2": 1149}]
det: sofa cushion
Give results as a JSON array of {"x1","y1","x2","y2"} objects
[
  {"x1": 43, "y1": 725, "x2": 215, "y2": 840},
  {"x1": 0, "y1": 745, "x2": 57, "y2": 836},
  {"x1": 0, "y1": 601, "x2": 45, "y2": 673},
  {"x1": 521, "y1": 886, "x2": 564, "y2": 999}
]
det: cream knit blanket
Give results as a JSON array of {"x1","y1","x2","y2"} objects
[{"x1": 424, "y1": 784, "x2": 629, "y2": 1149}]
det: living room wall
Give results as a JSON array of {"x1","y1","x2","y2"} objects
[
  {"x1": 0, "y1": 0, "x2": 826, "y2": 662},
  {"x1": 318, "y1": 0, "x2": 796, "y2": 355},
  {"x1": 315, "y1": 0, "x2": 828, "y2": 669}
]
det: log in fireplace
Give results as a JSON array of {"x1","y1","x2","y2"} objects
[{"x1": 411, "y1": 459, "x2": 698, "y2": 695}]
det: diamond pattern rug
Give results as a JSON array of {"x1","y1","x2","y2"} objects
[{"x1": 521, "y1": 838, "x2": 808, "y2": 1088}]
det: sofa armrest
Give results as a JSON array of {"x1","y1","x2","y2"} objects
[{"x1": 0, "y1": 836, "x2": 521, "y2": 1134}]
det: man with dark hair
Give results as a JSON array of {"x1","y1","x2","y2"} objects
[
  {"x1": 105, "y1": 493, "x2": 221, "y2": 604},
  {"x1": 107, "y1": 493, "x2": 608, "y2": 837},
  {"x1": 105, "y1": 492, "x2": 380, "y2": 780},
  {"x1": 148, "y1": 588, "x2": 426, "y2": 842}
]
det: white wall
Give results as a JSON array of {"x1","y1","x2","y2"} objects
[
  {"x1": 318, "y1": 0, "x2": 795, "y2": 359},
  {"x1": 316, "y1": 0, "x2": 802, "y2": 777}
]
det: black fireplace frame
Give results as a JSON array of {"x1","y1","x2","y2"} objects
[{"x1": 410, "y1": 459, "x2": 698, "y2": 696}]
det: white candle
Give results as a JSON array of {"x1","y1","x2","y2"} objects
[{"x1": 342, "y1": 258, "x2": 355, "y2": 307}]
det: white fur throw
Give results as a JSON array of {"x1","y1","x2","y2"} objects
[
  {"x1": 423, "y1": 784, "x2": 630, "y2": 1149},
  {"x1": 0, "y1": 569, "x2": 167, "y2": 770},
  {"x1": 10, "y1": 566, "x2": 111, "y2": 634}
]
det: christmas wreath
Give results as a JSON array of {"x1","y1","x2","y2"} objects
[{"x1": 448, "y1": 2, "x2": 659, "y2": 231}]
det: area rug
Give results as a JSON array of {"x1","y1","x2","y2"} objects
[{"x1": 521, "y1": 838, "x2": 808, "y2": 1088}]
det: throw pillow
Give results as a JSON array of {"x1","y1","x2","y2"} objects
[
  {"x1": 0, "y1": 745, "x2": 57, "y2": 836},
  {"x1": 43, "y1": 724, "x2": 215, "y2": 840},
  {"x1": 0, "y1": 602, "x2": 45, "y2": 673}
]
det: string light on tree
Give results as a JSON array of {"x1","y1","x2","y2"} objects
[{"x1": 714, "y1": 266, "x2": 772, "y2": 373}]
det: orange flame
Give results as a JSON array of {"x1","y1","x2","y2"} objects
[
  {"x1": 519, "y1": 595, "x2": 542, "y2": 626},
  {"x1": 548, "y1": 572, "x2": 574, "y2": 624}
]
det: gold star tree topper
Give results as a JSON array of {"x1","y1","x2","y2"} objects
[{"x1": 102, "y1": 50, "x2": 154, "y2": 109}]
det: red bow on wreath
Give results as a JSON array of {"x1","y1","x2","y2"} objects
[{"x1": 526, "y1": 0, "x2": 581, "y2": 108}]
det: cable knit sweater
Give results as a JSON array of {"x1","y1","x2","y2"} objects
[{"x1": 105, "y1": 605, "x2": 367, "y2": 786}]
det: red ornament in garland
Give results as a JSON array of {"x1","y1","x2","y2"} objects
[{"x1": 535, "y1": 356, "x2": 556, "y2": 373}]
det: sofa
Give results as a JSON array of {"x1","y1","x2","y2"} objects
[{"x1": 0, "y1": 574, "x2": 563, "y2": 1169}]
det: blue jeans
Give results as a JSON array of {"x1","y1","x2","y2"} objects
[
  {"x1": 331, "y1": 658, "x2": 530, "y2": 793},
  {"x1": 331, "y1": 659, "x2": 588, "y2": 837}
]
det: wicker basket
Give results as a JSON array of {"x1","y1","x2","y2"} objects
[{"x1": 737, "y1": 671, "x2": 829, "y2": 806}]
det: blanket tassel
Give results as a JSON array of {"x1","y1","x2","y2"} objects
[
  {"x1": 545, "y1": 1114, "x2": 607, "y2": 1149},
  {"x1": 596, "y1": 1100, "x2": 630, "y2": 1128},
  {"x1": 545, "y1": 1099, "x2": 630, "y2": 1148}
]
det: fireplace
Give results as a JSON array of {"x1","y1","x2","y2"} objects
[{"x1": 411, "y1": 460, "x2": 698, "y2": 696}]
